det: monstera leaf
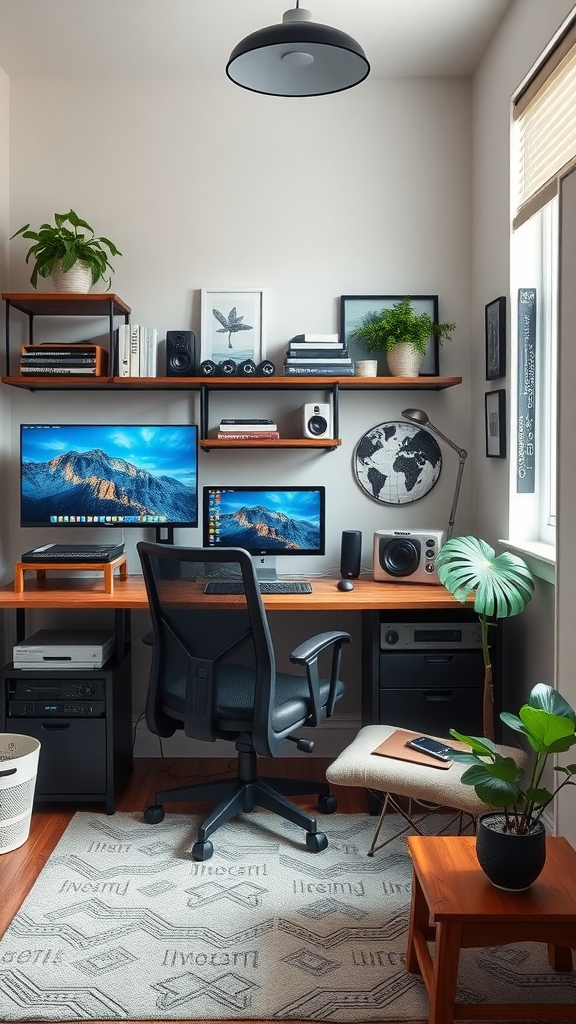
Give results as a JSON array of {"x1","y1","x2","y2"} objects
[{"x1": 436, "y1": 536, "x2": 535, "y2": 739}]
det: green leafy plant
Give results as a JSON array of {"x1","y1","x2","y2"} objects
[
  {"x1": 349, "y1": 298, "x2": 456, "y2": 355},
  {"x1": 11, "y1": 209, "x2": 122, "y2": 290},
  {"x1": 436, "y1": 536, "x2": 535, "y2": 739},
  {"x1": 450, "y1": 683, "x2": 576, "y2": 834}
]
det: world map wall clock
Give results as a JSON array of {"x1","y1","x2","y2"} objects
[{"x1": 354, "y1": 420, "x2": 442, "y2": 504}]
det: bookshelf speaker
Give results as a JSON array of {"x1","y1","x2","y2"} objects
[
  {"x1": 166, "y1": 331, "x2": 196, "y2": 376},
  {"x1": 340, "y1": 530, "x2": 362, "y2": 579}
]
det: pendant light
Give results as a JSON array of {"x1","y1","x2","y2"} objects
[{"x1": 226, "y1": 2, "x2": 370, "y2": 97}]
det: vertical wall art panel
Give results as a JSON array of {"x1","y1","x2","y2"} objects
[{"x1": 517, "y1": 288, "x2": 537, "y2": 492}]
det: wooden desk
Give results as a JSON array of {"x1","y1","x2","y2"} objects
[
  {"x1": 407, "y1": 834, "x2": 576, "y2": 1023},
  {"x1": 0, "y1": 574, "x2": 465, "y2": 614}
]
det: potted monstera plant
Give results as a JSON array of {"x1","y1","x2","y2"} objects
[
  {"x1": 11, "y1": 209, "x2": 122, "y2": 292},
  {"x1": 349, "y1": 298, "x2": 456, "y2": 377},
  {"x1": 449, "y1": 683, "x2": 576, "y2": 890},
  {"x1": 436, "y1": 536, "x2": 535, "y2": 740}
]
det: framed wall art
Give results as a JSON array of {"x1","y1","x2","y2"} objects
[
  {"x1": 485, "y1": 295, "x2": 506, "y2": 380},
  {"x1": 200, "y1": 289, "x2": 266, "y2": 365},
  {"x1": 354, "y1": 420, "x2": 443, "y2": 503},
  {"x1": 485, "y1": 389, "x2": 506, "y2": 458},
  {"x1": 340, "y1": 294, "x2": 440, "y2": 376}
]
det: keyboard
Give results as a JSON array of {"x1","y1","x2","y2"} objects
[
  {"x1": 204, "y1": 580, "x2": 313, "y2": 595},
  {"x1": 21, "y1": 544, "x2": 125, "y2": 563}
]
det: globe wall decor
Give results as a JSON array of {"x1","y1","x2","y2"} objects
[{"x1": 354, "y1": 421, "x2": 442, "y2": 504}]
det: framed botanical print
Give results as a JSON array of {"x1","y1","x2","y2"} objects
[
  {"x1": 340, "y1": 294, "x2": 440, "y2": 376},
  {"x1": 200, "y1": 289, "x2": 266, "y2": 365}
]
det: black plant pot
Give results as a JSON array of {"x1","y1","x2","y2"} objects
[{"x1": 476, "y1": 812, "x2": 547, "y2": 891}]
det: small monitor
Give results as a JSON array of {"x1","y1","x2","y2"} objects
[
  {"x1": 203, "y1": 485, "x2": 325, "y2": 580},
  {"x1": 21, "y1": 424, "x2": 198, "y2": 529}
]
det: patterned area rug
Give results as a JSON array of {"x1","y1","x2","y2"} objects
[{"x1": 0, "y1": 811, "x2": 575, "y2": 1021}]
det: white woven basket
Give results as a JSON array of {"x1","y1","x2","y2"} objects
[
  {"x1": 0, "y1": 733, "x2": 41, "y2": 853},
  {"x1": 51, "y1": 259, "x2": 93, "y2": 293}
]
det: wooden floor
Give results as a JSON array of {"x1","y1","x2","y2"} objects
[{"x1": 0, "y1": 757, "x2": 426, "y2": 1024}]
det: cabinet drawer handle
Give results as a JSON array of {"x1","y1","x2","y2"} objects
[
  {"x1": 423, "y1": 655, "x2": 453, "y2": 664},
  {"x1": 423, "y1": 690, "x2": 453, "y2": 701},
  {"x1": 40, "y1": 721, "x2": 72, "y2": 731}
]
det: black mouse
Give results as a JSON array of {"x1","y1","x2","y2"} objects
[{"x1": 337, "y1": 578, "x2": 354, "y2": 591}]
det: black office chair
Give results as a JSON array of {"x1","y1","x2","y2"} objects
[{"x1": 137, "y1": 542, "x2": 350, "y2": 861}]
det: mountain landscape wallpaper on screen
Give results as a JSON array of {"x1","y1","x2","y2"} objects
[
  {"x1": 216, "y1": 503, "x2": 319, "y2": 550},
  {"x1": 21, "y1": 448, "x2": 195, "y2": 523}
]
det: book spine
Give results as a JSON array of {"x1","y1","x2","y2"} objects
[
  {"x1": 21, "y1": 347, "x2": 102, "y2": 356},
  {"x1": 130, "y1": 325, "x2": 140, "y2": 377},
  {"x1": 145, "y1": 327, "x2": 158, "y2": 378},
  {"x1": 220, "y1": 418, "x2": 275, "y2": 424},
  {"x1": 20, "y1": 366, "x2": 97, "y2": 374},
  {"x1": 285, "y1": 357, "x2": 352, "y2": 365},
  {"x1": 218, "y1": 424, "x2": 278, "y2": 432},
  {"x1": 282, "y1": 365, "x2": 355, "y2": 375},
  {"x1": 216, "y1": 432, "x2": 280, "y2": 439},
  {"x1": 20, "y1": 357, "x2": 96, "y2": 366},
  {"x1": 118, "y1": 324, "x2": 131, "y2": 378},
  {"x1": 291, "y1": 334, "x2": 339, "y2": 343},
  {"x1": 287, "y1": 347, "x2": 346, "y2": 358}
]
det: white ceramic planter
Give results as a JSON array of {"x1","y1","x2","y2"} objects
[{"x1": 51, "y1": 259, "x2": 93, "y2": 293}]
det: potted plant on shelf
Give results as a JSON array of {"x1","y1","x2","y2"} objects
[
  {"x1": 436, "y1": 535, "x2": 535, "y2": 740},
  {"x1": 10, "y1": 209, "x2": 122, "y2": 292},
  {"x1": 449, "y1": 682, "x2": 576, "y2": 890},
  {"x1": 349, "y1": 297, "x2": 456, "y2": 377}
]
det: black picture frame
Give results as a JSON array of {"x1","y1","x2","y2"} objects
[
  {"x1": 485, "y1": 389, "x2": 506, "y2": 458},
  {"x1": 340, "y1": 294, "x2": 440, "y2": 376},
  {"x1": 485, "y1": 296, "x2": 506, "y2": 380}
]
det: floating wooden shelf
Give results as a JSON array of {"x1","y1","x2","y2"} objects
[{"x1": 1, "y1": 374, "x2": 463, "y2": 392}]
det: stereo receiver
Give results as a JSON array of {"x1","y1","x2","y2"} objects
[
  {"x1": 9, "y1": 700, "x2": 105, "y2": 717},
  {"x1": 380, "y1": 621, "x2": 482, "y2": 650}
]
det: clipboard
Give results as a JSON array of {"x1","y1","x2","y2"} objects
[{"x1": 371, "y1": 728, "x2": 467, "y2": 769}]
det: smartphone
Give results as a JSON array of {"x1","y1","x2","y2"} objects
[{"x1": 405, "y1": 736, "x2": 455, "y2": 761}]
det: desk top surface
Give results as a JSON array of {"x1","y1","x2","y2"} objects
[{"x1": 0, "y1": 575, "x2": 467, "y2": 612}]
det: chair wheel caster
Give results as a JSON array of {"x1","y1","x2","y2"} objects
[
  {"x1": 192, "y1": 840, "x2": 214, "y2": 861},
  {"x1": 306, "y1": 831, "x2": 328, "y2": 853},
  {"x1": 144, "y1": 804, "x2": 165, "y2": 824},
  {"x1": 318, "y1": 794, "x2": 337, "y2": 814}
]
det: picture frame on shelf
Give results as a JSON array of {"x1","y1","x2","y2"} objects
[
  {"x1": 200, "y1": 289, "x2": 266, "y2": 366},
  {"x1": 485, "y1": 296, "x2": 506, "y2": 380},
  {"x1": 340, "y1": 294, "x2": 440, "y2": 376},
  {"x1": 485, "y1": 389, "x2": 506, "y2": 458}
]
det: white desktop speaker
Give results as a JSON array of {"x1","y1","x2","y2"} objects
[
  {"x1": 373, "y1": 529, "x2": 445, "y2": 584},
  {"x1": 302, "y1": 403, "x2": 332, "y2": 439}
]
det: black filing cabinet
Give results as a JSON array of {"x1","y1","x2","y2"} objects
[
  {"x1": 0, "y1": 654, "x2": 132, "y2": 814},
  {"x1": 362, "y1": 608, "x2": 497, "y2": 738}
]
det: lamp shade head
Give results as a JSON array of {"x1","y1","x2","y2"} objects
[
  {"x1": 226, "y1": 6, "x2": 370, "y2": 97},
  {"x1": 402, "y1": 408, "x2": 430, "y2": 426}
]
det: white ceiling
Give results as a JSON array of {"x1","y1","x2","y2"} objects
[{"x1": 0, "y1": 0, "x2": 512, "y2": 80}]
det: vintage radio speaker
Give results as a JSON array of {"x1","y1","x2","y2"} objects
[
  {"x1": 373, "y1": 529, "x2": 445, "y2": 584},
  {"x1": 302, "y1": 403, "x2": 332, "y2": 439}
]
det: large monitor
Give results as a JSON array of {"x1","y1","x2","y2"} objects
[
  {"x1": 203, "y1": 485, "x2": 325, "y2": 580},
  {"x1": 21, "y1": 424, "x2": 198, "y2": 529}
]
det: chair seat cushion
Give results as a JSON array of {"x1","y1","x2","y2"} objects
[
  {"x1": 163, "y1": 663, "x2": 344, "y2": 733},
  {"x1": 326, "y1": 724, "x2": 527, "y2": 816}
]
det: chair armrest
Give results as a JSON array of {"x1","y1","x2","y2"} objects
[
  {"x1": 290, "y1": 630, "x2": 351, "y2": 664},
  {"x1": 290, "y1": 631, "x2": 351, "y2": 725}
]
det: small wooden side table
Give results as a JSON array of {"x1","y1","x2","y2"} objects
[
  {"x1": 14, "y1": 555, "x2": 128, "y2": 595},
  {"x1": 406, "y1": 834, "x2": 576, "y2": 1023}
]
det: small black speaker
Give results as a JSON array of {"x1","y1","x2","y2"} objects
[
  {"x1": 340, "y1": 530, "x2": 362, "y2": 579},
  {"x1": 219, "y1": 359, "x2": 237, "y2": 376},
  {"x1": 166, "y1": 330, "x2": 196, "y2": 377},
  {"x1": 199, "y1": 359, "x2": 218, "y2": 376},
  {"x1": 257, "y1": 359, "x2": 276, "y2": 376},
  {"x1": 238, "y1": 359, "x2": 257, "y2": 376}
]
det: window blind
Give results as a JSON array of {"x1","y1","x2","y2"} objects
[{"x1": 513, "y1": 21, "x2": 576, "y2": 228}]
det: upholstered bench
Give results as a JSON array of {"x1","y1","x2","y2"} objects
[{"x1": 326, "y1": 724, "x2": 527, "y2": 855}]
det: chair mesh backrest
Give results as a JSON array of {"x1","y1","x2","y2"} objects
[{"x1": 138, "y1": 543, "x2": 276, "y2": 747}]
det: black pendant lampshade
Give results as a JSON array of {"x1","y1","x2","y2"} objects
[{"x1": 226, "y1": 4, "x2": 370, "y2": 97}]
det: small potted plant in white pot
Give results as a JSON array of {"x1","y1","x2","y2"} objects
[
  {"x1": 450, "y1": 682, "x2": 576, "y2": 891},
  {"x1": 11, "y1": 209, "x2": 122, "y2": 292},
  {"x1": 349, "y1": 297, "x2": 456, "y2": 377}
]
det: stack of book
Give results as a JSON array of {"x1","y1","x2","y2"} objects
[
  {"x1": 19, "y1": 343, "x2": 108, "y2": 376},
  {"x1": 117, "y1": 324, "x2": 158, "y2": 377},
  {"x1": 283, "y1": 333, "x2": 354, "y2": 376},
  {"x1": 216, "y1": 418, "x2": 280, "y2": 440}
]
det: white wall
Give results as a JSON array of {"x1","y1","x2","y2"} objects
[{"x1": 3, "y1": 73, "x2": 473, "y2": 747}]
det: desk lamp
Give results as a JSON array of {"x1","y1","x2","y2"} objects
[
  {"x1": 402, "y1": 408, "x2": 467, "y2": 540},
  {"x1": 226, "y1": 2, "x2": 370, "y2": 97}
]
